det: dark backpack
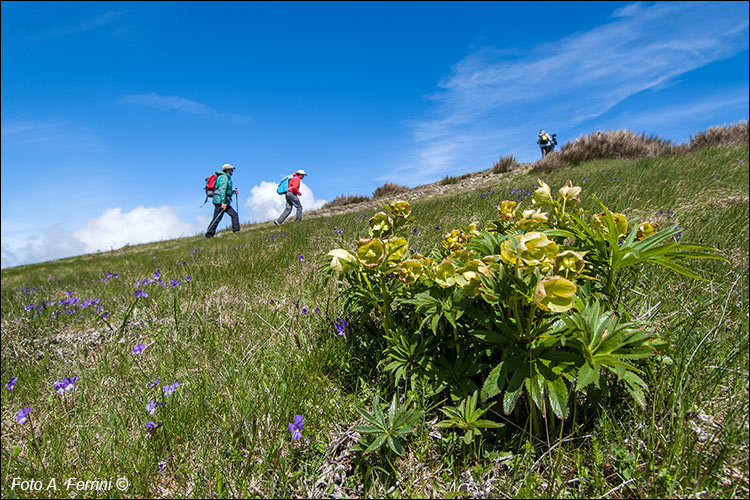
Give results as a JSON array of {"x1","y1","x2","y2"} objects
[{"x1": 202, "y1": 174, "x2": 219, "y2": 206}]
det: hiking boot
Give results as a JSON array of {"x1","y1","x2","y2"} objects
[{"x1": 273, "y1": 220, "x2": 280, "y2": 226}]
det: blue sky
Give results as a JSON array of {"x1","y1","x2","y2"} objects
[{"x1": 2, "y1": 1, "x2": 748, "y2": 269}]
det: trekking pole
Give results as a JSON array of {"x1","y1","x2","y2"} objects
[
  {"x1": 205, "y1": 205, "x2": 227, "y2": 234},
  {"x1": 234, "y1": 190, "x2": 240, "y2": 227}
]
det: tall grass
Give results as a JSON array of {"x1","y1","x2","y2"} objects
[{"x1": 1, "y1": 138, "x2": 748, "y2": 498}]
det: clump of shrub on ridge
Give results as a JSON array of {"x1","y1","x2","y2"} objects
[
  {"x1": 492, "y1": 154, "x2": 520, "y2": 174},
  {"x1": 372, "y1": 182, "x2": 409, "y2": 199},
  {"x1": 320, "y1": 194, "x2": 370, "y2": 209}
]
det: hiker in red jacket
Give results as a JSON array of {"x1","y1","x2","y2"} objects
[{"x1": 274, "y1": 170, "x2": 308, "y2": 225}]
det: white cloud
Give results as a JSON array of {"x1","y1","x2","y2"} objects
[
  {"x1": 387, "y1": 1, "x2": 749, "y2": 185},
  {"x1": 1, "y1": 205, "x2": 202, "y2": 269},
  {"x1": 119, "y1": 92, "x2": 249, "y2": 123},
  {"x1": 244, "y1": 180, "x2": 327, "y2": 223}
]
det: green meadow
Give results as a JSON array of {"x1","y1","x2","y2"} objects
[{"x1": 1, "y1": 128, "x2": 748, "y2": 498}]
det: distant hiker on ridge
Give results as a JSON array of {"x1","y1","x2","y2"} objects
[
  {"x1": 205, "y1": 163, "x2": 240, "y2": 238},
  {"x1": 274, "y1": 169, "x2": 308, "y2": 225},
  {"x1": 537, "y1": 129, "x2": 557, "y2": 157}
]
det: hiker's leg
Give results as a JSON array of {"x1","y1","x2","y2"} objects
[
  {"x1": 225, "y1": 205, "x2": 240, "y2": 232},
  {"x1": 276, "y1": 194, "x2": 294, "y2": 224},
  {"x1": 290, "y1": 194, "x2": 303, "y2": 222},
  {"x1": 206, "y1": 204, "x2": 225, "y2": 237}
]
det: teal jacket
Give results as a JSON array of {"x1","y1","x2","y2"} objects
[{"x1": 212, "y1": 170, "x2": 234, "y2": 205}]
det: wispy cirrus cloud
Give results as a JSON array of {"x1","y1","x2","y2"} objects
[
  {"x1": 1, "y1": 120, "x2": 104, "y2": 151},
  {"x1": 385, "y1": 1, "x2": 749, "y2": 186},
  {"x1": 119, "y1": 92, "x2": 250, "y2": 123}
]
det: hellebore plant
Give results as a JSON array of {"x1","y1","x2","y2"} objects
[{"x1": 327, "y1": 180, "x2": 726, "y2": 442}]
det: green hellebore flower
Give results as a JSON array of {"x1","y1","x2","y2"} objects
[
  {"x1": 501, "y1": 232, "x2": 559, "y2": 267},
  {"x1": 369, "y1": 212, "x2": 393, "y2": 238},
  {"x1": 533, "y1": 178, "x2": 554, "y2": 205},
  {"x1": 455, "y1": 259, "x2": 490, "y2": 296},
  {"x1": 533, "y1": 276, "x2": 577, "y2": 313},
  {"x1": 637, "y1": 222, "x2": 656, "y2": 240},
  {"x1": 497, "y1": 200, "x2": 517, "y2": 220},
  {"x1": 356, "y1": 238, "x2": 385, "y2": 268},
  {"x1": 397, "y1": 259, "x2": 423, "y2": 285},
  {"x1": 516, "y1": 208, "x2": 549, "y2": 230},
  {"x1": 390, "y1": 200, "x2": 412, "y2": 218},
  {"x1": 384, "y1": 237, "x2": 408, "y2": 262},
  {"x1": 554, "y1": 250, "x2": 587, "y2": 278},
  {"x1": 434, "y1": 259, "x2": 457, "y2": 288},
  {"x1": 559, "y1": 179, "x2": 582, "y2": 204},
  {"x1": 591, "y1": 211, "x2": 628, "y2": 237},
  {"x1": 443, "y1": 229, "x2": 467, "y2": 251},
  {"x1": 327, "y1": 248, "x2": 357, "y2": 273}
]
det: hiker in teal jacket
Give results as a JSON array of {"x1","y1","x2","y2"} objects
[{"x1": 206, "y1": 163, "x2": 240, "y2": 238}]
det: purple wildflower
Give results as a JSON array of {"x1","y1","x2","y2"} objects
[
  {"x1": 313, "y1": 307, "x2": 320, "y2": 314},
  {"x1": 163, "y1": 381, "x2": 179, "y2": 397},
  {"x1": 185, "y1": 276, "x2": 192, "y2": 282},
  {"x1": 302, "y1": 307, "x2": 308, "y2": 315},
  {"x1": 147, "y1": 377, "x2": 161, "y2": 388},
  {"x1": 334, "y1": 317, "x2": 347, "y2": 336},
  {"x1": 17, "y1": 407, "x2": 31, "y2": 425},
  {"x1": 132, "y1": 344, "x2": 146, "y2": 355},
  {"x1": 146, "y1": 421, "x2": 163, "y2": 431},
  {"x1": 675, "y1": 225, "x2": 682, "y2": 240},
  {"x1": 135, "y1": 289, "x2": 148, "y2": 298},
  {"x1": 5, "y1": 376, "x2": 18, "y2": 390},
  {"x1": 146, "y1": 400, "x2": 165, "y2": 415},
  {"x1": 298, "y1": 254, "x2": 305, "y2": 262},
  {"x1": 288, "y1": 414, "x2": 304, "y2": 441},
  {"x1": 54, "y1": 376, "x2": 79, "y2": 395}
]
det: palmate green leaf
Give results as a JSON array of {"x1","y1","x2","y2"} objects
[
  {"x1": 503, "y1": 368, "x2": 526, "y2": 414},
  {"x1": 372, "y1": 396, "x2": 386, "y2": 427},
  {"x1": 356, "y1": 407, "x2": 381, "y2": 427},
  {"x1": 545, "y1": 376, "x2": 570, "y2": 419},
  {"x1": 387, "y1": 435, "x2": 404, "y2": 456},
  {"x1": 354, "y1": 424, "x2": 384, "y2": 434},
  {"x1": 481, "y1": 356, "x2": 524, "y2": 402},
  {"x1": 365, "y1": 434, "x2": 389, "y2": 454},
  {"x1": 576, "y1": 362, "x2": 600, "y2": 391}
]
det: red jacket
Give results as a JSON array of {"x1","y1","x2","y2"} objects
[{"x1": 288, "y1": 174, "x2": 303, "y2": 196}]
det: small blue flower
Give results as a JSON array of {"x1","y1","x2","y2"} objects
[
  {"x1": 334, "y1": 317, "x2": 347, "y2": 336},
  {"x1": 17, "y1": 407, "x2": 31, "y2": 425},
  {"x1": 162, "y1": 381, "x2": 179, "y2": 397},
  {"x1": 288, "y1": 414, "x2": 304, "y2": 441},
  {"x1": 132, "y1": 344, "x2": 146, "y2": 355},
  {"x1": 5, "y1": 376, "x2": 18, "y2": 390},
  {"x1": 146, "y1": 401, "x2": 165, "y2": 415},
  {"x1": 146, "y1": 421, "x2": 163, "y2": 431}
]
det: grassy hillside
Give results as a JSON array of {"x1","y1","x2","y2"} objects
[{"x1": 1, "y1": 138, "x2": 748, "y2": 498}]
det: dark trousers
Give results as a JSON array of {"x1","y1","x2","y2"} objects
[
  {"x1": 206, "y1": 203, "x2": 240, "y2": 236},
  {"x1": 276, "y1": 192, "x2": 303, "y2": 223}
]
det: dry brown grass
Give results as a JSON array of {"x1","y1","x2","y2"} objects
[
  {"x1": 372, "y1": 182, "x2": 409, "y2": 199},
  {"x1": 320, "y1": 193, "x2": 371, "y2": 209},
  {"x1": 534, "y1": 129, "x2": 676, "y2": 173},
  {"x1": 533, "y1": 121, "x2": 748, "y2": 173},
  {"x1": 688, "y1": 120, "x2": 749, "y2": 151},
  {"x1": 492, "y1": 154, "x2": 520, "y2": 174}
]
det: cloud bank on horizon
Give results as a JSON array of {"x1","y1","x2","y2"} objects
[
  {"x1": 1, "y1": 182, "x2": 327, "y2": 269},
  {"x1": 1, "y1": 206, "x2": 204, "y2": 269}
]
